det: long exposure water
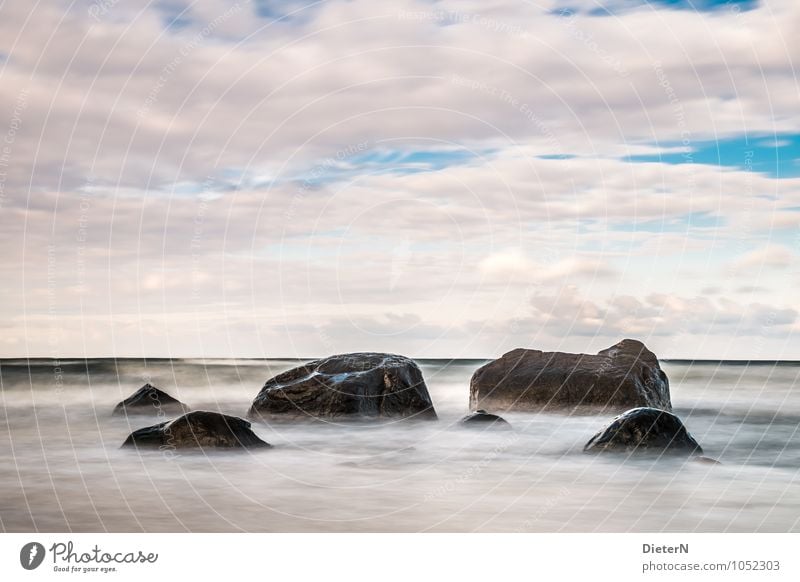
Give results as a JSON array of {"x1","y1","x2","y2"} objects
[{"x1": 1, "y1": 358, "x2": 799, "y2": 532}]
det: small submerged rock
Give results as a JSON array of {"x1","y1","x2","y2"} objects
[
  {"x1": 584, "y1": 407, "x2": 702, "y2": 456},
  {"x1": 113, "y1": 384, "x2": 189, "y2": 416},
  {"x1": 692, "y1": 456, "x2": 721, "y2": 465},
  {"x1": 248, "y1": 352, "x2": 437, "y2": 422},
  {"x1": 459, "y1": 410, "x2": 511, "y2": 429},
  {"x1": 122, "y1": 411, "x2": 271, "y2": 450}
]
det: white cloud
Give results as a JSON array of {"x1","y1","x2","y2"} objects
[
  {"x1": 478, "y1": 249, "x2": 537, "y2": 277},
  {"x1": 479, "y1": 250, "x2": 617, "y2": 282},
  {"x1": 527, "y1": 286, "x2": 797, "y2": 339},
  {"x1": 2, "y1": 0, "x2": 800, "y2": 357},
  {"x1": 1, "y1": 0, "x2": 799, "y2": 191},
  {"x1": 731, "y1": 244, "x2": 795, "y2": 271}
]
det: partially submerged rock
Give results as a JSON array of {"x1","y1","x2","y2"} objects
[
  {"x1": 470, "y1": 339, "x2": 671, "y2": 413},
  {"x1": 113, "y1": 384, "x2": 189, "y2": 416},
  {"x1": 459, "y1": 409, "x2": 511, "y2": 429},
  {"x1": 583, "y1": 407, "x2": 702, "y2": 456},
  {"x1": 692, "y1": 456, "x2": 721, "y2": 465},
  {"x1": 122, "y1": 411, "x2": 270, "y2": 450},
  {"x1": 248, "y1": 352, "x2": 437, "y2": 421}
]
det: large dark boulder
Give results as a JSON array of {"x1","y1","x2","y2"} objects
[
  {"x1": 459, "y1": 409, "x2": 511, "y2": 429},
  {"x1": 469, "y1": 339, "x2": 671, "y2": 413},
  {"x1": 122, "y1": 411, "x2": 270, "y2": 450},
  {"x1": 248, "y1": 352, "x2": 437, "y2": 421},
  {"x1": 113, "y1": 384, "x2": 189, "y2": 416},
  {"x1": 583, "y1": 407, "x2": 702, "y2": 455}
]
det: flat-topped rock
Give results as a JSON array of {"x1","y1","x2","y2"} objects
[
  {"x1": 122, "y1": 411, "x2": 270, "y2": 450},
  {"x1": 469, "y1": 339, "x2": 671, "y2": 413},
  {"x1": 583, "y1": 407, "x2": 702, "y2": 456},
  {"x1": 113, "y1": 384, "x2": 189, "y2": 416},
  {"x1": 248, "y1": 352, "x2": 437, "y2": 421}
]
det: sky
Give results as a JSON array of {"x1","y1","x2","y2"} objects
[{"x1": 0, "y1": 0, "x2": 798, "y2": 359}]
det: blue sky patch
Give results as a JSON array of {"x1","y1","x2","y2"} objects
[
  {"x1": 252, "y1": 0, "x2": 320, "y2": 25},
  {"x1": 625, "y1": 134, "x2": 800, "y2": 178},
  {"x1": 537, "y1": 154, "x2": 577, "y2": 160},
  {"x1": 292, "y1": 147, "x2": 491, "y2": 184},
  {"x1": 210, "y1": 147, "x2": 493, "y2": 192},
  {"x1": 155, "y1": 1, "x2": 193, "y2": 31},
  {"x1": 374, "y1": 148, "x2": 488, "y2": 169},
  {"x1": 557, "y1": 0, "x2": 759, "y2": 16},
  {"x1": 611, "y1": 211, "x2": 725, "y2": 233}
]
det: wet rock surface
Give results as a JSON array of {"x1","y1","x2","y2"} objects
[
  {"x1": 583, "y1": 407, "x2": 702, "y2": 456},
  {"x1": 122, "y1": 411, "x2": 271, "y2": 450},
  {"x1": 459, "y1": 409, "x2": 511, "y2": 429},
  {"x1": 112, "y1": 384, "x2": 190, "y2": 416},
  {"x1": 248, "y1": 352, "x2": 437, "y2": 421},
  {"x1": 470, "y1": 339, "x2": 671, "y2": 413}
]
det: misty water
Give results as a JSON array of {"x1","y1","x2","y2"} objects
[{"x1": 1, "y1": 358, "x2": 799, "y2": 532}]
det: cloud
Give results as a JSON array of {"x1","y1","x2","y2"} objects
[
  {"x1": 735, "y1": 285, "x2": 769, "y2": 294},
  {"x1": 479, "y1": 250, "x2": 617, "y2": 282},
  {"x1": 528, "y1": 286, "x2": 797, "y2": 338},
  {"x1": 2, "y1": 0, "x2": 800, "y2": 357},
  {"x1": 757, "y1": 138, "x2": 792, "y2": 148},
  {"x1": 731, "y1": 244, "x2": 795, "y2": 271},
  {"x1": 542, "y1": 257, "x2": 618, "y2": 280},
  {"x1": 1, "y1": 0, "x2": 800, "y2": 192},
  {"x1": 478, "y1": 249, "x2": 537, "y2": 277}
]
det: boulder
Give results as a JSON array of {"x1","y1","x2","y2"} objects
[
  {"x1": 113, "y1": 384, "x2": 189, "y2": 416},
  {"x1": 248, "y1": 352, "x2": 437, "y2": 421},
  {"x1": 122, "y1": 411, "x2": 270, "y2": 450},
  {"x1": 583, "y1": 407, "x2": 702, "y2": 455},
  {"x1": 459, "y1": 409, "x2": 511, "y2": 429},
  {"x1": 469, "y1": 339, "x2": 671, "y2": 413}
]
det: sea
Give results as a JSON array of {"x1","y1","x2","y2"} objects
[{"x1": 1, "y1": 358, "x2": 799, "y2": 532}]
